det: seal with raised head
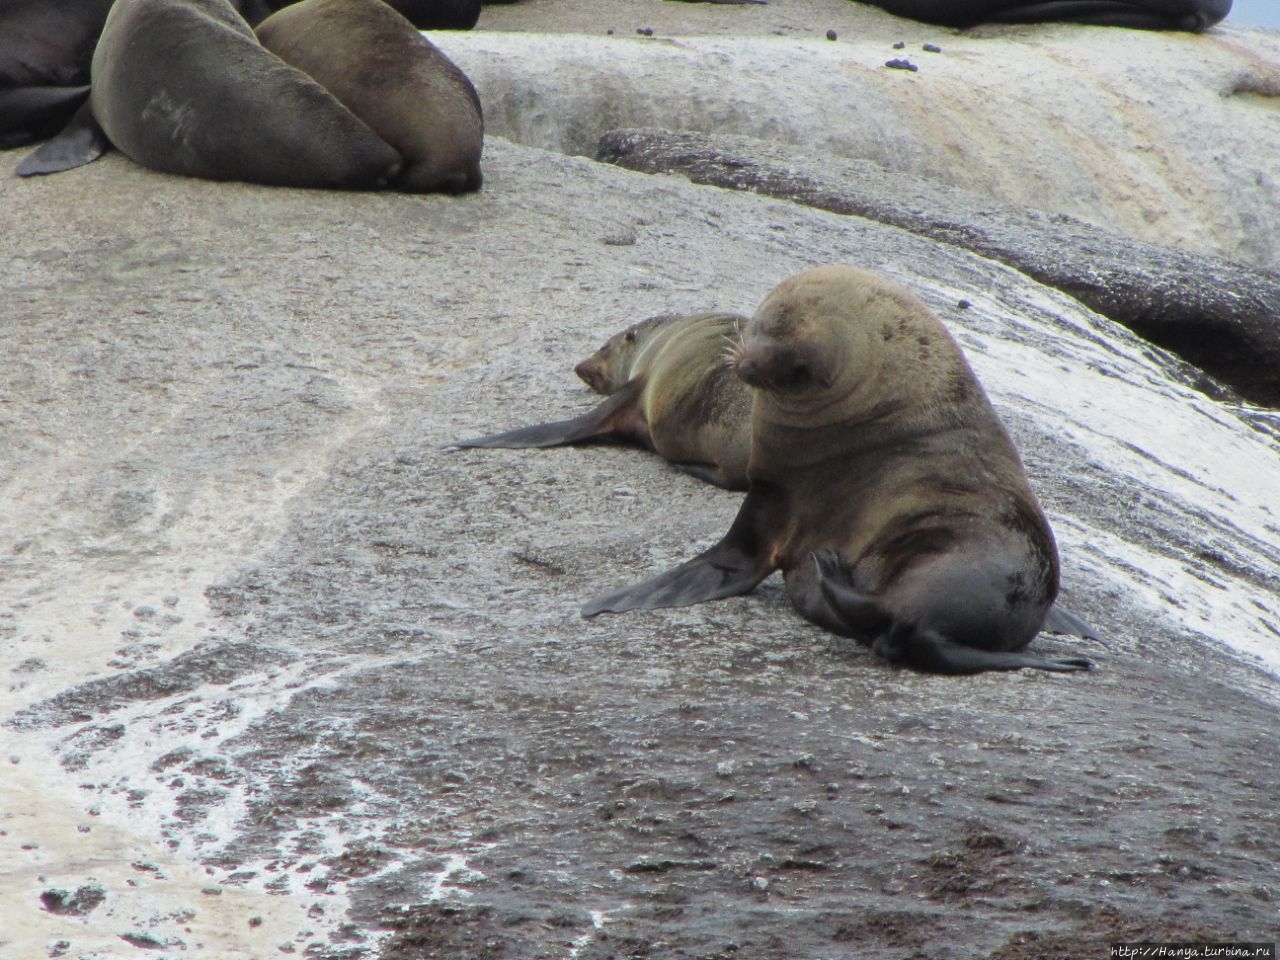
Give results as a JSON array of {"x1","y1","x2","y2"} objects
[
  {"x1": 256, "y1": 0, "x2": 484, "y2": 193},
  {"x1": 21, "y1": 0, "x2": 402, "y2": 186},
  {"x1": 860, "y1": 0, "x2": 1230, "y2": 31},
  {"x1": 457, "y1": 312, "x2": 754, "y2": 490},
  {"x1": 584, "y1": 265, "x2": 1093, "y2": 674}
]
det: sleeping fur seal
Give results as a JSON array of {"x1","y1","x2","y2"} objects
[
  {"x1": 73, "y1": 0, "x2": 402, "y2": 187},
  {"x1": 584, "y1": 265, "x2": 1093, "y2": 675},
  {"x1": 255, "y1": 0, "x2": 484, "y2": 193},
  {"x1": 457, "y1": 312, "x2": 754, "y2": 490},
  {"x1": 860, "y1": 0, "x2": 1230, "y2": 31}
]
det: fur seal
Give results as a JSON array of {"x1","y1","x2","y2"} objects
[
  {"x1": 255, "y1": 0, "x2": 484, "y2": 194},
  {"x1": 584, "y1": 265, "x2": 1093, "y2": 675},
  {"x1": 457, "y1": 312, "x2": 754, "y2": 490},
  {"x1": 860, "y1": 0, "x2": 1230, "y2": 31},
  {"x1": 0, "y1": 0, "x2": 113, "y2": 149},
  {"x1": 56, "y1": 0, "x2": 402, "y2": 187}
]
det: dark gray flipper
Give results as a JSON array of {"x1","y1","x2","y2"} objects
[
  {"x1": 582, "y1": 485, "x2": 782, "y2": 616},
  {"x1": 877, "y1": 625, "x2": 1094, "y2": 675},
  {"x1": 0, "y1": 86, "x2": 91, "y2": 149},
  {"x1": 670, "y1": 461, "x2": 736, "y2": 489},
  {"x1": 812, "y1": 549, "x2": 894, "y2": 636},
  {"x1": 814, "y1": 550, "x2": 1093, "y2": 675},
  {"x1": 454, "y1": 381, "x2": 644, "y2": 450},
  {"x1": 16, "y1": 101, "x2": 109, "y2": 176},
  {"x1": 1042, "y1": 603, "x2": 1102, "y2": 641}
]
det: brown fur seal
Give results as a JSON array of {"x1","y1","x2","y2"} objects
[
  {"x1": 255, "y1": 0, "x2": 483, "y2": 194},
  {"x1": 457, "y1": 312, "x2": 754, "y2": 490},
  {"x1": 573, "y1": 313, "x2": 683, "y2": 396},
  {"x1": 22, "y1": 0, "x2": 402, "y2": 186},
  {"x1": 584, "y1": 265, "x2": 1093, "y2": 675}
]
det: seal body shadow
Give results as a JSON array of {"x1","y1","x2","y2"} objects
[
  {"x1": 256, "y1": 0, "x2": 484, "y2": 194},
  {"x1": 584, "y1": 265, "x2": 1094, "y2": 675},
  {"x1": 88, "y1": 0, "x2": 402, "y2": 188},
  {"x1": 457, "y1": 312, "x2": 754, "y2": 490}
]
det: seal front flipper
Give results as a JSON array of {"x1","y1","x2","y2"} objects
[
  {"x1": 16, "y1": 102, "x2": 110, "y2": 177},
  {"x1": 454, "y1": 380, "x2": 645, "y2": 450},
  {"x1": 1042, "y1": 603, "x2": 1102, "y2": 641},
  {"x1": 582, "y1": 485, "x2": 782, "y2": 616}
]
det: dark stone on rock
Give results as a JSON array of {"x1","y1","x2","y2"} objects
[
  {"x1": 597, "y1": 128, "x2": 1280, "y2": 407},
  {"x1": 40, "y1": 884, "x2": 106, "y2": 916},
  {"x1": 886, "y1": 58, "x2": 918, "y2": 70}
]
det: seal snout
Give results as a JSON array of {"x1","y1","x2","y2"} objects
[
  {"x1": 733, "y1": 338, "x2": 817, "y2": 392},
  {"x1": 575, "y1": 358, "x2": 605, "y2": 392}
]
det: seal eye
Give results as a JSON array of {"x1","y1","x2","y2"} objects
[{"x1": 624, "y1": 331, "x2": 636, "y2": 343}]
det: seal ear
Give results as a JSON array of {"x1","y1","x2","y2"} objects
[
  {"x1": 452, "y1": 380, "x2": 646, "y2": 450},
  {"x1": 16, "y1": 101, "x2": 110, "y2": 176},
  {"x1": 582, "y1": 484, "x2": 784, "y2": 616}
]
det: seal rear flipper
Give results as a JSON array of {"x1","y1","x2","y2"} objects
[
  {"x1": 875, "y1": 624, "x2": 1094, "y2": 675},
  {"x1": 582, "y1": 486, "x2": 781, "y2": 616},
  {"x1": 0, "y1": 86, "x2": 91, "y2": 150},
  {"x1": 670, "y1": 461, "x2": 746, "y2": 491},
  {"x1": 812, "y1": 550, "x2": 895, "y2": 637},
  {"x1": 1042, "y1": 603, "x2": 1102, "y2": 641},
  {"x1": 16, "y1": 101, "x2": 110, "y2": 176},
  {"x1": 453, "y1": 381, "x2": 645, "y2": 450}
]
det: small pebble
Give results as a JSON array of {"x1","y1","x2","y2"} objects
[
  {"x1": 893, "y1": 41, "x2": 905, "y2": 49},
  {"x1": 923, "y1": 43, "x2": 942, "y2": 53},
  {"x1": 957, "y1": 299, "x2": 972, "y2": 310},
  {"x1": 826, "y1": 29, "x2": 837, "y2": 41},
  {"x1": 886, "y1": 59, "x2": 919, "y2": 72},
  {"x1": 636, "y1": 26, "x2": 653, "y2": 36}
]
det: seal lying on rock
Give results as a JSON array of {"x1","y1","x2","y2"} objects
[
  {"x1": 458, "y1": 312, "x2": 754, "y2": 490},
  {"x1": 859, "y1": 0, "x2": 1231, "y2": 31},
  {"x1": 256, "y1": 0, "x2": 484, "y2": 193},
  {"x1": 584, "y1": 265, "x2": 1094, "y2": 675},
  {"x1": 0, "y1": 0, "x2": 112, "y2": 148},
  {"x1": 20, "y1": 0, "x2": 403, "y2": 187}
]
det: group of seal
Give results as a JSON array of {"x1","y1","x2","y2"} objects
[
  {"x1": 463, "y1": 265, "x2": 1097, "y2": 675},
  {"x1": 11, "y1": 0, "x2": 483, "y2": 192},
  {"x1": 858, "y1": 0, "x2": 1231, "y2": 31}
]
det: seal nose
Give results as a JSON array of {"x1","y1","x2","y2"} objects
[{"x1": 574, "y1": 359, "x2": 600, "y2": 391}]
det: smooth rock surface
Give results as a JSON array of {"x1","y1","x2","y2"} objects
[
  {"x1": 3, "y1": 3, "x2": 1279, "y2": 958},
  {"x1": 452, "y1": 0, "x2": 1280, "y2": 269},
  {"x1": 598, "y1": 127, "x2": 1280, "y2": 406}
]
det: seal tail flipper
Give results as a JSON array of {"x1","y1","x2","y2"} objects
[
  {"x1": 0, "y1": 86, "x2": 91, "y2": 150},
  {"x1": 883, "y1": 627, "x2": 1094, "y2": 674},
  {"x1": 813, "y1": 552, "x2": 1093, "y2": 674},
  {"x1": 453, "y1": 380, "x2": 644, "y2": 450},
  {"x1": 16, "y1": 101, "x2": 110, "y2": 177},
  {"x1": 812, "y1": 549, "x2": 895, "y2": 636},
  {"x1": 582, "y1": 485, "x2": 782, "y2": 616},
  {"x1": 1042, "y1": 603, "x2": 1102, "y2": 641}
]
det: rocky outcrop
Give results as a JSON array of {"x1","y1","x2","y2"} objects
[
  {"x1": 3, "y1": 2, "x2": 1279, "y2": 957},
  {"x1": 599, "y1": 127, "x2": 1280, "y2": 406}
]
